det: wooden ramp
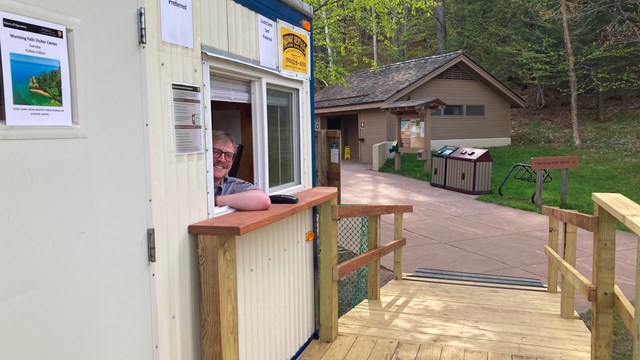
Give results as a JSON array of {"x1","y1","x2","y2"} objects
[{"x1": 299, "y1": 279, "x2": 591, "y2": 360}]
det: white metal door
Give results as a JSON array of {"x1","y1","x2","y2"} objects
[{"x1": 0, "y1": 1, "x2": 154, "y2": 359}]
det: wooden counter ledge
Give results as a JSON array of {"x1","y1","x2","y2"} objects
[{"x1": 188, "y1": 187, "x2": 338, "y2": 237}]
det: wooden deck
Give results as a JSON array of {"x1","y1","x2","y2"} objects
[{"x1": 300, "y1": 279, "x2": 591, "y2": 360}]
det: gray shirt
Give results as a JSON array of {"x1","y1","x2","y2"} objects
[{"x1": 215, "y1": 176, "x2": 259, "y2": 196}]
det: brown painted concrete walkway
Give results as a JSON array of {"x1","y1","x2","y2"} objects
[{"x1": 340, "y1": 160, "x2": 638, "y2": 312}]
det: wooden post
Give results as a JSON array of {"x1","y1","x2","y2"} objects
[
  {"x1": 318, "y1": 197, "x2": 338, "y2": 342},
  {"x1": 423, "y1": 112, "x2": 432, "y2": 172},
  {"x1": 395, "y1": 116, "x2": 401, "y2": 171},
  {"x1": 197, "y1": 235, "x2": 239, "y2": 360},
  {"x1": 393, "y1": 213, "x2": 404, "y2": 280},
  {"x1": 315, "y1": 130, "x2": 328, "y2": 187},
  {"x1": 634, "y1": 240, "x2": 640, "y2": 360},
  {"x1": 561, "y1": 221, "x2": 577, "y2": 318},
  {"x1": 547, "y1": 216, "x2": 559, "y2": 293},
  {"x1": 591, "y1": 204, "x2": 616, "y2": 360},
  {"x1": 561, "y1": 168, "x2": 569, "y2": 207},
  {"x1": 367, "y1": 215, "x2": 381, "y2": 300},
  {"x1": 535, "y1": 170, "x2": 544, "y2": 208}
]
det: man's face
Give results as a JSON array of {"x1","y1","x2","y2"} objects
[{"x1": 213, "y1": 140, "x2": 235, "y2": 184}]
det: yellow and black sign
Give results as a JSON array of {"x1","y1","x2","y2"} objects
[{"x1": 279, "y1": 22, "x2": 309, "y2": 78}]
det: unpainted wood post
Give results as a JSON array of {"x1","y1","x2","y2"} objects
[
  {"x1": 315, "y1": 130, "x2": 328, "y2": 187},
  {"x1": 561, "y1": 168, "x2": 569, "y2": 207},
  {"x1": 318, "y1": 198, "x2": 338, "y2": 342},
  {"x1": 634, "y1": 237, "x2": 640, "y2": 360},
  {"x1": 197, "y1": 235, "x2": 239, "y2": 360},
  {"x1": 561, "y1": 222, "x2": 577, "y2": 318},
  {"x1": 367, "y1": 215, "x2": 381, "y2": 300},
  {"x1": 547, "y1": 216, "x2": 559, "y2": 293},
  {"x1": 394, "y1": 151, "x2": 401, "y2": 172},
  {"x1": 591, "y1": 204, "x2": 616, "y2": 360},
  {"x1": 393, "y1": 213, "x2": 404, "y2": 280},
  {"x1": 535, "y1": 170, "x2": 544, "y2": 208}
]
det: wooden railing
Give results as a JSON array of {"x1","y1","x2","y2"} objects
[
  {"x1": 317, "y1": 201, "x2": 413, "y2": 342},
  {"x1": 543, "y1": 193, "x2": 640, "y2": 360}
]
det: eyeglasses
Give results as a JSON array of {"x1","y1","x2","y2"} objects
[{"x1": 213, "y1": 147, "x2": 236, "y2": 161}]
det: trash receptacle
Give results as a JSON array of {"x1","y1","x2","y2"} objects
[
  {"x1": 445, "y1": 147, "x2": 492, "y2": 194},
  {"x1": 430, "y1": 145, "x2": 458, "y2": 188}
]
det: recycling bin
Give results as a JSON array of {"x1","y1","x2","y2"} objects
[
  {"x1": 430, "y1": 145, "x2": 458, "y2": 188},
  {"x1": 445, "y1": 147, "x2": 493, "y2": 194}
]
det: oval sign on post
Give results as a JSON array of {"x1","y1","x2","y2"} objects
[{"x1": 531, "y1": 156, "x2": 580, "y2": 170}]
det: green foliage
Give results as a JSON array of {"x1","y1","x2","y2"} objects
[
  {"x1": 309, "y1": 0, "x2": 437, "y2": 87},
  {"x1": 34, "y1": 68, "x2": 62, "y2": 104}
]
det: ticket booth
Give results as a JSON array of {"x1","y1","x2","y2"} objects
[{"x1": 0, "y1": 1, "x2": 316, "y2": 359}]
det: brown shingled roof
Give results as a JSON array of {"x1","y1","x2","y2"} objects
[{"x1": 315, "y1": 51, "x2": 463, "y2": 108}]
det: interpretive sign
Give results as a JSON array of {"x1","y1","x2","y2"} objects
[
  {"x1": 0, "y1": 11, "x2": 72, "y2": 126},
  {"x1": 172, "y1": 83, "x2": 203, "y2": 154}
]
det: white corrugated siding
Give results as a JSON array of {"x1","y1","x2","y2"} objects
[
  {"x1": 144, "y1": 1, "x2": 209, "y2": 360},
  {"x1": 201, "y1": 0, "x2": 260, "y2": 61},
  {"x1": 236, "y1": 211, "x2": 315, "y2": 360}
]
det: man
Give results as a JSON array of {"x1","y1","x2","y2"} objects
[{"x1": 212, "y1": 130, "x2": 271, "y2": 210}]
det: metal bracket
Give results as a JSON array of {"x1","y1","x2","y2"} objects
[
  {"x1": 138, "y1": 7, "x2": 147, "y2": 45},
  {"x1": 147, "y1": 228, "x2": 156, "y2": 262}
]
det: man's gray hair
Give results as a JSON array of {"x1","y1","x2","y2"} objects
[{"x1": 212, "y1": 130, "x2": 236, "y2": 147}]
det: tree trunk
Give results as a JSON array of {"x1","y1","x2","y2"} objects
[
  {"x1": 536, "y1": 84, "x2": 546, "y2": 109},
  {"x1": 436, "y1": 1, "x2": 446, "y2": 54},
  {"x1": 371, "y1": 6, "x2": 377, "y2": 66},
  {"x1": 560, "y1": 0, "x2": 581, "y2": 145},
  {"x1": 322, "y1": 10, "x2": 334, "y2": 71},
  {"x1": 597, "y1": 91, "x2": 605, "y2": 122}
]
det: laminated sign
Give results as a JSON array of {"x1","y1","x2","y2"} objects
[{"x1": 278, "y1": 21, "x2": 309, "y2": 79}]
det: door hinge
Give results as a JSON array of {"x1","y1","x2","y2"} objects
[{"x1": 147, "y1": 228, "x2": 156, "y2": 263}]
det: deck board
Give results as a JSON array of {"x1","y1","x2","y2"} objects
[{"x1": 300, "y1": 280, "x2": 591, "y2": 359}]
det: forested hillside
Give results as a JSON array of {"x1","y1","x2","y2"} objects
[{"x1": 309, "y1": 0, "x2": 639, "y2": 132}]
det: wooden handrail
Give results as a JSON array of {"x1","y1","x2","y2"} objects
[
  {"x1": 614, "y1": 285, "x2": 635, "y2": 336},
  {"x1": 593, "y1": 193, "x2": 640, "y2": 234},
  {"x1": 318, "y1": 203, "x2": 412, "y2": 343},
  {"x1": 544, "y1": 193, "x2": 640, "y2": 360},
  {"x1": 335, "y1": 238, "x2": 407, "y2": 280},
  {"x1": 542, "y1": 206, "x2": 598, "y2": 232},
  {"x1": 332, "y1": 204, "x2": 413, "y2": 219},
  {"x1": 544, "y1": 245, "x2": 596, "y2": 302}
]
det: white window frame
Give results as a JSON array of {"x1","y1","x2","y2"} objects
[{"x1": 203, "y1": 56, "x2": 308, "y2": 218}]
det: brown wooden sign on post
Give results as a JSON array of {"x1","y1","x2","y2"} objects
[
  {"x1": 531, "y1": 156, "x2": 580, "y2": 208},
  {"x1": 531, "y1": 156, "x2": 580, "y2": 170}
]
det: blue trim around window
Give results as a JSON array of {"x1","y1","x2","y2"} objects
[{"x1": 233, "y1": 0, "x2": 316, "y2": 186}]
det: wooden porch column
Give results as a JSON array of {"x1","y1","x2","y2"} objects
[
  {"x1": 197, "y1": 235, "x2": 239, "y2": 360},
  {"x1": 318, "y1": 197, "x2": 338, "y2": 342},
  {"x1": 423, "y1": 111, "x2": 432, "y2": 172},
  {"x1": 591, "y1": 204, "x2": 616, "y2": 360}
]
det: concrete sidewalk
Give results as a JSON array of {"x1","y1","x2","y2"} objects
[{"x1": 340, "y1": 160, "x2": 638, "y2": 312}]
